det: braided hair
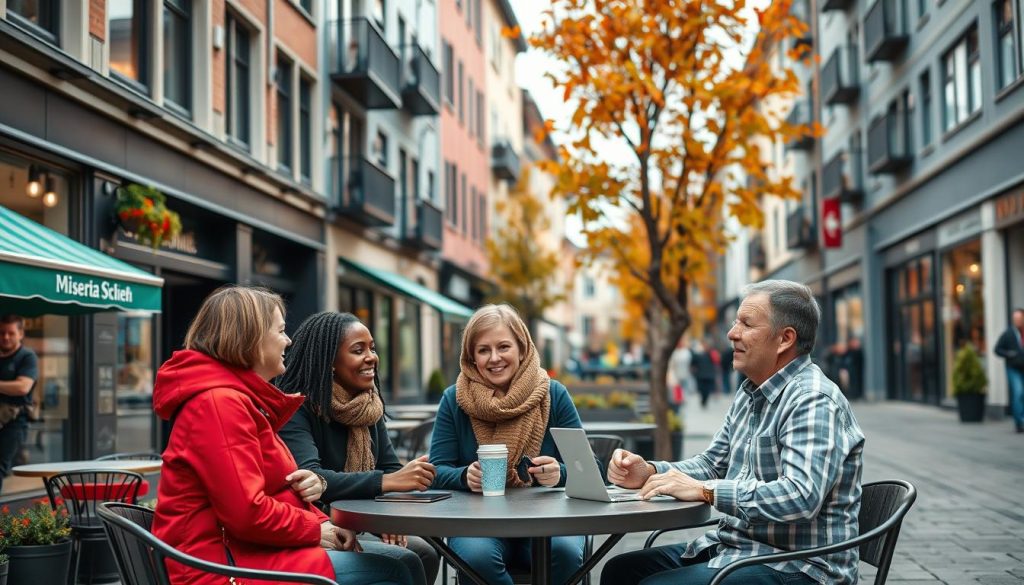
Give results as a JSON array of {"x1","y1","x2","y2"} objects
[{"x1": 275, "y1": 311, "x2": 385, "y2": 421}]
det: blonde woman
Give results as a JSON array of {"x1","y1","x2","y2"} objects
[{"x1": 429, "y1": 304, "x2": 589, "y2": 585}]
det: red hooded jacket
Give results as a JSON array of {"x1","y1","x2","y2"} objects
[{"x1": 151, "y1": 350, "x2": 335, "y2": 584}]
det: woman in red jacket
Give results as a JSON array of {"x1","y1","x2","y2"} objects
[{"x1": 151, "y1": 285, "x2": 413, "y2": 585}]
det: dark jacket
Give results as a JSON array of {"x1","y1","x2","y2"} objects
[
  {"x1": 280, "y1": 406, "x2": 401, "y2": 503},
  {"x1": 151, "y1": 350, "x2": 333, "y2": 585},
  {"x1": 994, "y1": 327, "x2": 1024, "y2": 371}
]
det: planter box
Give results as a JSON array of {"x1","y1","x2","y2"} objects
[
  {"x1": 576, "y1": 407, "x2": 634, "y2": 422},
  {"x1": 8, "y1": 539, "x2": 71, "y2": 585}
]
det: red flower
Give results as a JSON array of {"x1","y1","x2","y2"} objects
[
  {"x1": 21, "y1": 518, "x2": 30, "y2": 527},
  {"x1": 2, "y1": 505, "x2": 9, "y2": 514}
]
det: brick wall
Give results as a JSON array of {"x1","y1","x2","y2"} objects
[{"x1": 89, "y1": 0, "x2": 105, "y2": 41}]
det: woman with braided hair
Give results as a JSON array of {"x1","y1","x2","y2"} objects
[
  {"x1": 278, "y1": 311, "x2": 438, "y2": 585},
  {"x1": 429, "y1": 304, "x2": 590, "y2": 585}
]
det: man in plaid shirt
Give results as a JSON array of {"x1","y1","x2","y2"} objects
[{"x1": 602, "y1": 280, "x2": 865, "y2": 585}]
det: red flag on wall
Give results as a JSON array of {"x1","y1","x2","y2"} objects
[{"x1": 822, "y1": 197, "x2": 842, "y2": 248}]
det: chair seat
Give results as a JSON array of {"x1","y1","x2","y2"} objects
[{"x1": 60, "y1": 480, "x2": 150, "y2": 500}]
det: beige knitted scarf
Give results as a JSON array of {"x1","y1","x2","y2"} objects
[
  {"x1": 329, "y1": 382, "x2": 384, "y2": 472},
  {"x1": 455, "y1": 339, "x2": 550, "y2": 488}
]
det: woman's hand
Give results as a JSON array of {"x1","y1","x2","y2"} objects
[
  {"x1": 382, "y1": 455, "x2": 436, "y2": 492},
  {"x1": 337, "y1": 528, "x2": 362, "y2": 552},
  {"x1": 287, "y1": 469, "x2": 326, "y2": 503},
  {"x1": 380, "y1": 534, "x2": 408, "y2": 547},
  {"x1": 466, "y1": 461, "x2": 483, "y2": 492},
  {"x1": 320, "y1": 521, "x2": 342, "y2": 550},
  {"x1": 526, "y1": 456, "x2": 561, "y2": 487}
]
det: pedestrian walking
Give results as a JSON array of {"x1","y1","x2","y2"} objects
[
  {"x1": 994, "y1": 308, "x2": 1024, "y2": 433},
  {"x1": 0, "y1": 314, "x2": 36, "y2": 493},
  {"x1": 690, "y1": 341, "x2": 716, "y2": 409}
]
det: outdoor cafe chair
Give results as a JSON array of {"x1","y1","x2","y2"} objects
[
  {"x1": 95, "y1": 451, "x2": 162, "y2": 461},
  {"x1": 400, "y1": 417, "x2": 435, "y2": 462},
  {"x1": 97, "y1": 502, "x2": 337, "y2": 585},
  {"x1": 642, "y1": 479, "x2": 918, "y2": 585},
  {"x1": 586, "y1": 434, "x2": 624, "y2": 472},
  {"x1": 45, "y1": 469, "x2": 147, "y2": 585}
]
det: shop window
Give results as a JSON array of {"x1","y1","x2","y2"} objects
[
  {"x1": 8, "y1": 0, "x2": 60, "y2": 44},
  {"x1": 226, "y1": 13, "x2": 252, "y2": 149},
  {"x1": 115, "y1": 314, "x2": 155, "y2": 453},
  {"x1": 276, "y1": 54, "x2": 294, "y2": 172},
  {"x1": 163, "y1": 0, "x2": 191, "y2": 114},
  {"x1": 397, "y1": 299, "x2": 421, "y2": 399},
  {"x1": 941, "y1": 239, "x2": 985, "y2": 398},
  {"x1": 110, "y1": 0, "x2": 150, "y2": 90}
]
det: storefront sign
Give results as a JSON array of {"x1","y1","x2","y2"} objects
[
  {"x1": 937, "y1": 209, "x2": 983, "y2": 248},
  {"x1": 56, "y1": 274, "x2": 134, "y2": 303},
  {"x1": 995, "y1": 188, "x2": 1024, "y2": 229}
]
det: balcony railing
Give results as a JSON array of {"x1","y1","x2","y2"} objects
[
  {"x1": 786, "y1": 206, "x2": 817, "y2": 250},
  {"x1": 786, "y1": 102, "x2": 815, "y2": 151},
  {"x1": 491, "y1": 139, "x2": 521, "y2": 182},
  {"x1": 868, "y1": 109, "x2": 913, "y2": 173},
  {"x1": 822, "y1": 0, "x2": 856, "y2": 12},
  {"x1": 332, "y1": 156, "x2": 396, "y2": 227},
  {"x1": 749, "y1": 234, "x2": 767, "y2": 270},
  {"x1": 822, "y1": 46, "x2": 860, "y2": 106},
  {"x1": 403, "y1": 199, "x2": 443, "y2": 250},
  {"x1": 401, "y1": 43, "x2": 440, "y2": 116},
  {"x1": 865, "y1": 0, "x2": 908, "y2": 63},
  {"x1": 822, "y1": 150, "x2": 864, "y2": 203},
  {"x1": 328, "y1": 19, "x2": 401, "y2": 109}
]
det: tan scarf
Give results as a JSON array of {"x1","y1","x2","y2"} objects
[
  {"x1": 329, "y1": 382, "x2": 384, "y2": 472},
  {"x1": 456, "y1": 339, "x2": 550, "y2": 488}
]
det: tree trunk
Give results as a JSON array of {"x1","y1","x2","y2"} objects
[{"x1": 646, "y1": 303, "x2": 690, "y2": 461}]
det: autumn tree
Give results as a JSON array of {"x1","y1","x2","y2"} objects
[
  {"x1": 531, "y1": 0, "x2": 813, "y2": 458},
  {"x1": 486, "y1": 164, "x2": 567, "y2": 334}
]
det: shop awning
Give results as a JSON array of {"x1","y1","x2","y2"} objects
[
  {"x1": 0, "y1": 205, "x2": 164, "y2": 316},
  {"x1": 338, "y1": 258, "x2": 474, "y2": 320}
]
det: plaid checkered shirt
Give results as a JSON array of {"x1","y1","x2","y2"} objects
[{"x1": 653, "y1": 355, "x2": 865, "y2": 584}]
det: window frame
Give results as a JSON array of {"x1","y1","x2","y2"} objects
[
  {"x1": 941, "y1": 24, "x2": 982, "y2": 134},
  {"x1": 299, "y1": 76, "x2": 313, "y2": 184},
  {"x1": 920, "y1": 69, "x2": 933, "y2": 147},
  {"x1": 276, "y1": 53, "x2": 294, "y2": 173},
  {"x1": 109, "y1": 0, "x2": 152, "y2": 93},
  {"x1": 162, "y1": 0, "x2": 192, "y2": 116},
  {"x1": 994, "y1": 0, "x2": 1020, "y2": 90},
  {"x1": 226, "y1": 12, "x2": 253, "y2": 150},
  {"x1": 443, "y1": 41, "x2": 455, "y2": 107}
]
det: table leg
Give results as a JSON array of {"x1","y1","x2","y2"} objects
[
  {"x1": 531, "y1": 537, "x2": 551, "y2": 585},
  {"x1": 564, "y1": 534, "x2": 625, "y2": 585},
  {"x1": 422, "y1": 536, "x2": 490, "y2": 585}
]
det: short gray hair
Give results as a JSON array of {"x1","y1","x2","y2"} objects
[{"x1": 741, "y1": 280, "x2": 820, "y2": 355}]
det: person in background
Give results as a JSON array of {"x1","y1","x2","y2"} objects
[
  {"x1": 278, "y1": 311, "x2": 439, "y2": 585},
  {"x1": 151, "y1": 286, "x2": 412, "y2": 585},
  {"x1": 690, "y1": 341, "x2": 717, "y2": 409},
  {"x1": 994, "y1": 308, "x2": 1024, "y2": 433},
  {"x1": 668, "y1": 339, "x2": 693, "y2": 409},
  {"x1": 719, "y1": 343, "x2": 734, "y2": 395},
  {"x1": 0, "y1": 314, "x2": 36, "y2": 493},
  {"x1": 430, "y1": 304, "x2": 588, "y2": 585}
]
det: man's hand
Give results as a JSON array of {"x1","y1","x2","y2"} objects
[
  {"x1": 466, "y1": 461, "x2": 483, "y2": 492},
  {"x1": 526, "y1": 456, "x2": 561, "y2": 487},
  {"x1": 380, "y1": 534, "x2": 408, "y2": 547},
  {"x1": 287, "y1": 469, "x2": 325, "y2": 503},
  {"x1": 337, "y1": 528, "x2": 362, "y2": 552},
  {"x1": 607, "y1": 449, "x2": 655, "y2": 489},
  {"x1": 638, "y1": 469, "x2": 703, "y2": 501},
  {"x1": 382, "y1": 455, "x2": 436, "y2": 492}
]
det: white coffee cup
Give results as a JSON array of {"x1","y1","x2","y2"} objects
[{"x1": 476, "y1": 444, "x2": 509, "y2": 496}]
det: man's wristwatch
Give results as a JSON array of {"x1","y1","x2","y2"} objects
[{"x1": 701, "y1": 480, "x2": 718, "y2": 505}]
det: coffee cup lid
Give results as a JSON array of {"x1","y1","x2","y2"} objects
[{"x1": 477, "y1": 444, "x2": 507, "y2": 452}]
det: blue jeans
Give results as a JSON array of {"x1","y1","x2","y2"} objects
[
  {"x1": 357, "y1": 535, "x2": 429, "y2": 585},
  {"x1": 1008, "y1": 367, "x2": 1024, "y2": 429},
  {"x1": 449, "y1": 535, "x2": 585, "y2": 585},
  {"x1": 600, "y1": 544, "x2": 817, "y2": 585},
  {"x1": 327, "y1": 548, "x2": 415, "y2": 585}
]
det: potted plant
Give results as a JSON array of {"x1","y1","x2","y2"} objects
[
  {"x1": 0, "y1": 499, "x2": 72, "y2": 585},
  {"x1": 426, "y1": 369, "x2": 447, "y2": 402},
  {"x1": 115, "y1": 184, "x2": 182, "y2": 249},
  {"x1": 952, "y1": 343, "x2": 987, "y2": 423},
  {"x1": 0, "y1": 543, "x2": 8, "y2": 585}
]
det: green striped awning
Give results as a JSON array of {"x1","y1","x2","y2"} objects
[
  {"x1": 0, "y1": 204, "x2": 163, "y2": 316},
  {"x1": 338, "y1": 258, "x2": 474, "y2": 319}
]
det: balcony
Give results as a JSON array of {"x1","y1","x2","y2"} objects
[
  {"x1": 822, "y1": 0, "x2": 856, "y2": 12},
  {"x1": 822, "y1": 151, "x2": 864, "y2": 203},
  {"x1": 821, "y1": 47, "x2": 859, "y2": 105},
  {"x1": 333, "y1": 156, "x2": 396, "y2": 227},
  {"x1": 749, "y1": 235, "x2": 767, "y2": 270},
  {"x1": 491, "y1": 139, "x2": 521, "y2": 182},
  {"x1": 785, "y1": 103, "x2": 815, "y2": 151},
  {"x1": 868, "y1": 109, "x2": 913, "y2": 174},
  {"x1": 786, "y1": 206, "x2": 817, "y2": 250},
  {"x1": 402, "y1": 43, "x2": 440, "y2": 116},
  {"x1": 865, "y1": 0, "x2": 908, "y2": 62},
  {"x1": 404, "y1": 199, "x2": 443, "y2": 250},
  {"x1": 328, "y1": 19, "x2": 401, "y2": 109}
]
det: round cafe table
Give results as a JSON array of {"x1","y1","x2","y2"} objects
[
  {"x1": 12, "y1": 459, "x2": 162, "y2": 478},
  {"x1": 331, "y1": 487, "x2": 710, "y2": 585}
]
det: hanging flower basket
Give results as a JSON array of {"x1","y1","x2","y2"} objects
[{"x1": 115, "y1": 184, "x2": 182, "y2": 249}]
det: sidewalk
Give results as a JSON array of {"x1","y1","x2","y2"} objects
[{"x1": 585, "y1": 393, "x2": 1024, "y2": 584}]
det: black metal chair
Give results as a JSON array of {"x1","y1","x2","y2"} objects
[
  {"x1": 586, "y1": 434, "x2": 624, "y2": 473},
  {"x1": 97, "y1": 502, "x2": 337, "y2": 585},
  {"x1": 95, "y1": 451, "x2": 162, "y2": 461},
  {"x1": 643, "y1": 480, "x2": 917, "y2": 585},
  {"x1": 45, "y1": 469, "x2": 147, "y2": 585},
  {"x1": 400, "y1": 417, "x2": 435, "y2": 462}
]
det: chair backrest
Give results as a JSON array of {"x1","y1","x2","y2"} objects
[
  {"x1": 858, "y1": 480, "x2": 917, "y2": 583},
  {"x1": 96, "y1": 451, "x2": 162, "y2": 461},
  {"x1": 98, "y1": 503, "x2": 338, "y2": 585},
  {"x1": 46, "y1": 469, "x2": 145, "y2": 529},
  {"x1": 404, "y1": 417, "x2": 435, "y2": 460},
  {"x1": 586, "y1": 434, "x2": 624, "y2": 472}
]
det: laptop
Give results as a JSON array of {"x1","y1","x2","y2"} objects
[{"x1": 551, "y1": 427, "x2": 666, "y2": 503}]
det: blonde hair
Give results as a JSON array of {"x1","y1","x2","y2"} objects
[
  {"x1": 184, "y1": 285, "x2": 285, "y2": 370},
  {"x1": 460, "y1": 304, "x2": 533, "y2": 367}
]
